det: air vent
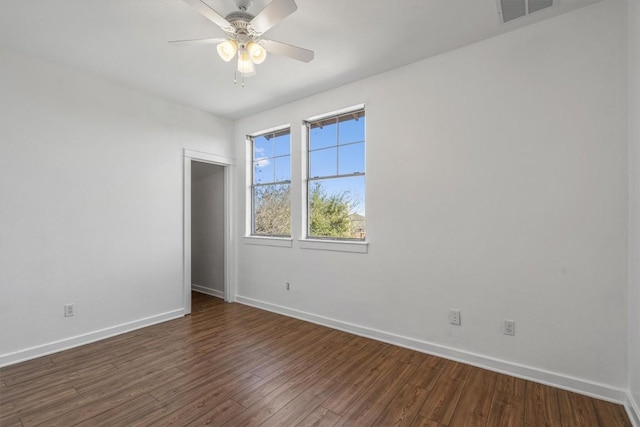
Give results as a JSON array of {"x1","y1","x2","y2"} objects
[{"x1": 498, "y1": 0, "x2": 554, "y2": 23}]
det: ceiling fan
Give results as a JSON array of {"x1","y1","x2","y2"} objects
[{"x1": 171, "y1": 0, "x2": 314, "y2": 85}]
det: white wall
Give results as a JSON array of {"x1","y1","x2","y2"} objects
[
  {"x1": 629, "y1": 0, "x2": 640, "y2": 421},
  {"x1": 234, "y1": 1, "x2": 629, "y2": 397},
  {"x1": 0, "y1": 46, "x2": 233, "y2": 365},
  {"x1": 191, "y1": 161, "x2": 225, "y2": 295}
]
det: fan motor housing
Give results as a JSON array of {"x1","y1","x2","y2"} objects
[
  {"x1": 225, "y1": 10, "x2": 261, "y2": 41},
  {"x1": 226, "y1": 11, "x2": 253, "y2": 29}
]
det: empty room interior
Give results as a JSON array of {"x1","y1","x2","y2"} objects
[{"x1": 1, "y1": 0, "x2": 640, "y2": 425}]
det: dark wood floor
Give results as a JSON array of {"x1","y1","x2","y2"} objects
[{"x1": 0, "y1": 292, "x2": 632, "y2": 427}]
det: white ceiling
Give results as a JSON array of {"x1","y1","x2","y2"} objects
[{"x1": 0, "y1": 0, "x2": 598, "y2": 119}]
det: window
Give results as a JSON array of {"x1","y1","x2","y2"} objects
[
  {"x1": 306, "y1": 109, "x2": 365, "y2": 240},
  {"x1": 250, "y1": 128, "x2": 291, "y2": 237}
]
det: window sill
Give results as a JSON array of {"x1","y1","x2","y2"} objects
[
  {"x1": 298, "y1": 239, "x2": 368, "y2": 254},
  {"x1": 243, "y1": 236, "x2": 293, "y2": 248}
]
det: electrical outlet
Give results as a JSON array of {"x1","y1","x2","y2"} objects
[
  {"x1": 449, "y1": 309, "x2": 461, "y2": 325},
  {"x1": 286, "y1": 282, "x2": 290, "y2": 291},
  {"x1": 504, "y1": 320, "x2": 515, "y2": 336},
  {"x1": 64, "y1": 304, "x2": 75, "y2": 317}
]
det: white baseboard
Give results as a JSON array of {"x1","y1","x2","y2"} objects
[
  {"x1": 626, "y1": 392, "x2": 640, "y2": 427},
  {"x1": 236, "y1": 295, "x2": 627, "y2": 405},
  {"x1": 192, "y1": 285, "x2": 224, "y2": 299},
  {"x1": 0, "y1": 309, "x2": 184, "y2": 368}
]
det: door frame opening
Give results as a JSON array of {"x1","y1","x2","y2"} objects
[{"x1": 183, "y1": 149, "x2": 236, "y2": 315}]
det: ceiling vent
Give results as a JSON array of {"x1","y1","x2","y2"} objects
[{"x1": 497, "y1": 0, "x2": 554, "y2": 23}]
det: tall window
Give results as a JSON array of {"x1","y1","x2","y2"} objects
[
  {"x1": 306, "y1": 109, "x2": 365, "y2": 240},
  {"x1": 251, "y1": 128, "x2": 291, "y2": 236}
]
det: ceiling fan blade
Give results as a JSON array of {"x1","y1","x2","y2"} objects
[
  {"x1": 182, "y1": 0, "x2": 234, "y2": 32},
  {"x1": 261, "y1": 39, "x2": 314, "y2": 62},
  {"x1": 250, "y1": 0, "x2": 297, "y2": 34},
  {"x1": 169, "y1": 37, "x2": 227, "y2": 46}
]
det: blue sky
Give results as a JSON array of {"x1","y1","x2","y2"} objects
[{"x1": 309, "y1": 115, "x2": 365, "y2": 215}]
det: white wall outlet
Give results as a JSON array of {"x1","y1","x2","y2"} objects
[
  {"x1": 286, "y1": 282, "x2": 290, "y2": 291},
  {"x1": 504, "y1": 320, "x2": 515, "y2": 336},
  {"x1": 449, "y1": 309, "x2": 461, "y2": 325},
  {"x1": 64, "y1": 303, "x2": 75, "y2": 317}
]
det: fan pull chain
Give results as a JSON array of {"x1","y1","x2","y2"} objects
[{"x1": 233, "y1": 69, "x2": 246, "y2": 88}]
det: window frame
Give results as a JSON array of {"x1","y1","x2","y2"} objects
[
  {"x1": 304, "y1": 107, "x2": 366, "y2": 242},
  {"x1": 249, "y1": 126, "x2": 292, "y2": 238}
]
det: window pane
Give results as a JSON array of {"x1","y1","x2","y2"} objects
[
  {"x1": 253, "y1": 183, "x2": 291, "y2": 236},
  {"x1": 308, "y1": 175, "x2": 365, "y2": 239},
  {"x1": 274, "y1": 155, "x2": 291, "y2": 182},
  {"x1": 309, "y1": 147, "x2": 337, "y2": 178},
  {"x1": 309, "y1": 119, "x2": 337, "y2": 150},
  {"x1": 253, "y1": 159, "x2": 274, "y2": 184},
  {"x1": 338, "y1": 142, "x2": 365, "y2": 175},
  {"x1": 338, "y1": 116, "x2": 365, "y2": 145},
  {"x1": 251, "y1": 128, "x2": 291, "y2": 237},
  {"x1": 253, "y1": 135, "x2": 273, "y2": 160},
  {"x1": 274, "y1": 133, "x2": 290, "y2": 157}
]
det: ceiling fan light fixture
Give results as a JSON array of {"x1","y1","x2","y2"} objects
[
  {"x1": 216, "y1": 40, "x2": 238, "y2": 62},
  {"x1": 237, "y1": 48, "x2": 256, "y2": 74},
  {"x1": 247, "y1": 41, "x2": 267, "y2": 64},
  {"x1": 176, "y1": 0, "x2": 314, "y2": 85}
]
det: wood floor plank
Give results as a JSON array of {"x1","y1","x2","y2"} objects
[
  {"x1": 1, "y1": 373, "x2": 69, "y2": 404},
  {"x1": 407, "y1": 360, "x2": 444, "y2": 391},
  {"x1": 371, "y1": 383, "x2": 429, "y2": 426},
  {"x1": 495, "y1": 372, "x2": 526, "y2": 397},
  {"x1": 335, "y1": 362, "x2": 418, "y2": 426},
  {"x1": 73, "y1": 393, "x2": 161, "y2": 427},
  {"x1": 557, "y1": 389, "x2": 599, "y2": 427},
  {"x1": 417, "y1": 362, "x2": 471, "y2": 425},
  {"x1": 524, "y1": 381, "x2": 562, "y2": 427},
  {"x1": 410, "y1": 415, "x2": 447, "y2": 427},
  {"x1": 448, "y1": 368, "x2": 497, "y2": 427},
  {"x1": 149, "y1": 350, "x2": 272, "y2": 402},
  {"x1": 230, "y1": 350, "x2": 338, "y2": 409},
  {"x1": 395, "y1": 348, "x2": 429, "y2": 366},
  {"x1": 439, "y1": 360, "x2": 472, "y2": 381},
  {"x1": 297, "y1": 406, "x2": 342, "y2": 427},
  {"x1": 0, "y1": 407, "x2": 22, "y2": 427},
  {"x1": 487, "y1": 390, "x2": 525, "y2": 427},
  {"x1": 421, "y1": 354, "x2": 448, "y2": 370},
  {"x1": 329, "y1": 335, "x2": 371, "y2": 361},
  {"x1": 322, "y1": 356, "x2": 404, "y2": 415},
  {"x1": 139, "y1": 381, "x2": 246, "y2": 426},
  {"x1": 128, "y1": 371, "x2": 262, "y2": 427},
  {"x1": 320, "y1": 342, "x2": 380, "y2": 384},
  {"x1": 0, "y1": 417, "x2": 24, "y2": 427},
  {"x1": 2, "y1": 383, "x2": 79, "y2": 416},
  {"x1": 0, "y1": 355, "x2": 55, "y2": 382},
  {"x1": 23, "y1": 367, "x2": 186, "y2": 426},
  {"x1": 592, "y1": 398, "x2": 633, "y2": 427},
  {"x1": 225, "y1": 369, "x2": 328, "y2": 425},
  {"x1": 1, "y1": 362, "x2": 117, "y2": 408},
  {"x1": 0, "y1": 292, "x2": 631, "y2": 427},
  {"x1": 249, "y1": 330, "x2": 339, "y2": 380},
  {"x1": 259, "y1": 377, "x2": 340, "y2": 427},
  {"x1": 184, "y1": 399, "x2": 246, "y2": 426}
]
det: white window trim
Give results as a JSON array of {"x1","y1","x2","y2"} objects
[
  {"x1": 299, "y1": 238, "x2": 368, "y2": 253},
  {"x1": 305, "y1": 103, "x2": 366, "y2": 122},
  {"x1": 243, "y1": 236, "x2": 293, "y2": 248}
]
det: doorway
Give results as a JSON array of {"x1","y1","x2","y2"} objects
[
  {"x1": 191, "y1": 161, "x2": 225, "y2": 299},
  {"x1": 183, "y1": 150, "x2": 235, "y2": 315}
]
